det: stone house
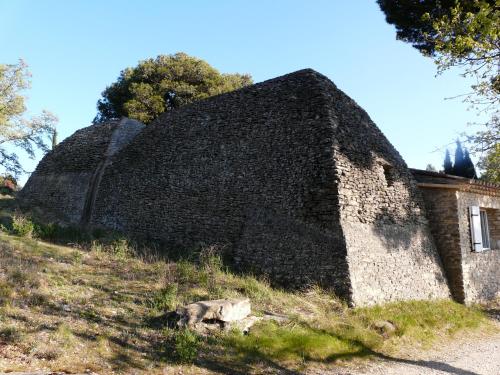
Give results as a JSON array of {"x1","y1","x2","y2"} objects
[
  {"x1": 19, "y1": 69, "x2": 498, "y2": 306},
  {"x1": 411, "y1": 169, "x2": 500, "y2": 304}
]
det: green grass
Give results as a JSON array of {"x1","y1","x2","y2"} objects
[{"x1": 0, "y1": 196, "x2": 496, "y2": 374}]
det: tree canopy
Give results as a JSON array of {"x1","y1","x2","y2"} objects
[
  {"x1": 478, "y1": 144, "x2": 500, "y2": 183},
  {"x1": 0, "y1": 60, "x2": 57, "y2": 177},
  {"x1": 94, "y1": 53, "x2": 253, "y2": 124},
  {"x1": 377, "y1": 1, "x2": 497, "y2": 55},
  {"x1": 378, "y1": 0, "x2": 499, "y2": 182}
]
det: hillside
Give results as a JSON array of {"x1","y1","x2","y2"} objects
[{"x1": 0, "y1": 197, "x2": 497, "y2": 374}]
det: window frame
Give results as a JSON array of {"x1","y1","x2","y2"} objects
[{"x1": 479, "y1": 209, "x2": 491, "y2": 250}]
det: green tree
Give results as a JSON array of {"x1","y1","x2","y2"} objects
[
  {"x1": 0, "y1": 60, "x2": 57, "y2": 177},
  {"x1": 94, "y1": 53, "x2": 253, "y2": 124},
  {"x1": 462, "y1": 149, "x2": 478, "y2": 178},
  {"x1": 377, "y1": 1, "x2": 499, "y2": 156},
  {"x1": 453, "y1": 139, "x2": 466, "y2": 176},
  {"x1": 478, "y1": 144, "x2": 500, "y2": 182},
  {"x1": 443, "y1": 149, "x2": 454, "y2": 174}
]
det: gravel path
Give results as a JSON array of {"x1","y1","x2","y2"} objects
[{"x1": 321, "y1": 331, "x2": 500, "y2": 375}]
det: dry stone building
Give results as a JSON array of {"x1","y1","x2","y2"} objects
[{"x1": 20, "y1": 69, "x2": 498, "y2": 306}]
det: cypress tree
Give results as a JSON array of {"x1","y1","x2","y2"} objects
[
  {"x1": 443, "y1": 149, "x2": 453, "y2": 174},
  {"x1": 453, "y1": 139, "x2": 465, "y2": 176},
  {"x1": 462, "y1": 149, "x2": 477, "y2": 179}
]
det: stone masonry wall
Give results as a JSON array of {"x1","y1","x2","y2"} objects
[
  {"x1": 418, "y1": 188, "x2": 464, "y2": 302},
  {"x1": 20, "y1": 119, "x2": 144, "y2": 225},
  {"x1": 19, "y1": 121, "x2": 119, "y2": 224},
  {"x1": 91, "y1": 70, "x2": 352, "y2": 298},
  {"x1": 22, "y1": 69, "x2": 454, "y2": 305},
  {"x1": 456, "y1": 191, "x2": 500, "y2": 303},
  {"x1": 322, "y1": 88, "x2": 450, "y2": 306},
  {"x1": 91, "y1": 69, "x2": 449, "y2": 304}
]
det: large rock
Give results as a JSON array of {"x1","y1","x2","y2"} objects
[{"x1": 177, "y1": 298, "x2": 251, "y2": 330}]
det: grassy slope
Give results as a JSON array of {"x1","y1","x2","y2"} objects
[{"x1": 0, "y1": 197, "x2": 496, "y2": 374}]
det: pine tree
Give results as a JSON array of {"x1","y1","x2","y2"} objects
[
  {"x1": 453, "y1": 139, "x2": 465, "y2": 176},
  {"x1": 462, "y1": 149, "x2": 477, "y2": 179},
  {"x1": 443, "y1": 149, "x2": 453, "y2": 174}
]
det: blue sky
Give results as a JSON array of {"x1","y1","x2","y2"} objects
[{"x1": 1, "y1": 0, "x2": 480, "y2": 183}]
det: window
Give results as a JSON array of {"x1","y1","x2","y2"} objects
[
  {"x1": 382, "y1": 165, "x2": 395, "y2": 187},
  {"x1": 480, "y1": 210, "x2": 491, "y2": 250},
  {"x1": 470, "y1": 206, "x2": 499, "y2": 251}
]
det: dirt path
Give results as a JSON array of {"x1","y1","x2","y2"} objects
[{"x1": 315, "y1": 331, "x2": 500, "y2": 375}]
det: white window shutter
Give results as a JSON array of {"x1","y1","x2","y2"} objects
[{"x1": 469, "y1": 206, "x2": 483, "y2": 252}]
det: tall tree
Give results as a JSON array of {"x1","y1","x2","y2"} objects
[
  {"x1": 94, "y1": 53, "x2": 253, "y2": 124},
  {"x1": 443, "y1": 149, "x2": 454, "y2": 174},
  {"x1": 453, "y1": 139, "x2": 466, "y2": 176},
  {"x1": 0, "y1": 60, "x2": 57, "y2": 177},
  {"x1": 377, "y1": 1, "x2": 499, "y2": 156},
  {"x1": 462, "y1": 148, "x2": 478, "y2": 178}
]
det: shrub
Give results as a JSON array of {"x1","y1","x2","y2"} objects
[
  {"x1": 7, "y1": 268, "x2": 40, "y2": 289},
  {"x1": 0, "y1": 281, "x2": 14, "y2": 306},
  {"x1": 176, "y1": 260, "x2": 200, "y2": 284},
  {"x1": 148, "y1": 283, "x2": 178, "y2": 311},
  {"x1": 34, "y1": 222, "x2": 57, "y2": 240},
  {"x1": 173, "y1": 329, "x2": 199, "y2": 363},
  {"x1": 0, "y1": 326, "x2": 21, "y2": 343},
  {"x1": 109, "y1": 238, "x2": 132, "y2": 259},
  {"x1": 11, "y1": 214, "x2": 35, "y2": 237}
]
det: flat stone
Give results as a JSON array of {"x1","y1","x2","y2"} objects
[{"x1": 177, "y1": 298, "x2": 251, "y2": 328}]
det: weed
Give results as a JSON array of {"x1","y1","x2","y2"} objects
[
  {"x1": 176, "y1": 260, "x2": 200, "y2": 284},
  {"x1": 11, "y1": 214, "x2": 35, "y2": 237},
  {"x1": 80, "y1": 307, "x2": 102, "y2": 323},
  {"x1": 71, "y1": 251, "x2": 83, "y2": 265},
  {"x1": 7, "y1": 268, "x2": 40, "y2": 289},
  {"x1": 56, "y1": 323, "x2": 75, "y2": 346},
  {"x1": 173, "y1": 329, "x2": 199, "y2": 363},
  {"x1": 0, "y1": 281, "x2": 13, "y2": 306},
  {"x1": 109, "y1": 238, "x2": 132, "y2": 259},
  {"x1": 25, "y1": 292, "x2": 49, "y2": 307},
  {"x1": 34, "y1": 348, "x2": 61, "y2": 360},
  {"x1": 148, "y1": 283, "x2": 178, "y2": 311},
  {"x1": 0, "y1": 325, "x2": 22, "y2": 343}
]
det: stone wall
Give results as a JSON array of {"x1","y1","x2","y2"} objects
[
  {"x1": 417, "y1": 186, "x2": 500, "y2": 303},
  {"x1": 456, "y1": 191, "x2": 500, "y2": 303},
  {"x1": 323, "y1": 89, "x2": 450, "y2": 306},
  {"x1": 22, "y1": 69, "x2": 454, "y2": 306},
  {"x1": 90, "y1": 69, "x2": 449, "y2": 304},
  {"x1": 418, "y1": 188, "x2": 464, "y2": 302},
  {"x1": 90, "y1": 70, "x2": 353, "y2": 298},
  {"x1": 20, "y1": 119, "x2": 144, "y2": 225}
]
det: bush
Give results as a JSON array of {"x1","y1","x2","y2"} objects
[
  {"x1": 0, "y1": 281, "x2": 14, "y2": 306},
  {"x1": 11, "y1": 214, "x2": 35, "y2": 237},
  {"x1": 173, "y1": 329, "x2": 199, "y2": 363},
  {"x1": 109, "y1": 238, "x2": 133, "y2": 259},
  {"x1": 0, "y1": 326, "x2": 21, "y2": 343},
  {"x1": 148, "y1": 283, "x2": 178, "y2": 311}
]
